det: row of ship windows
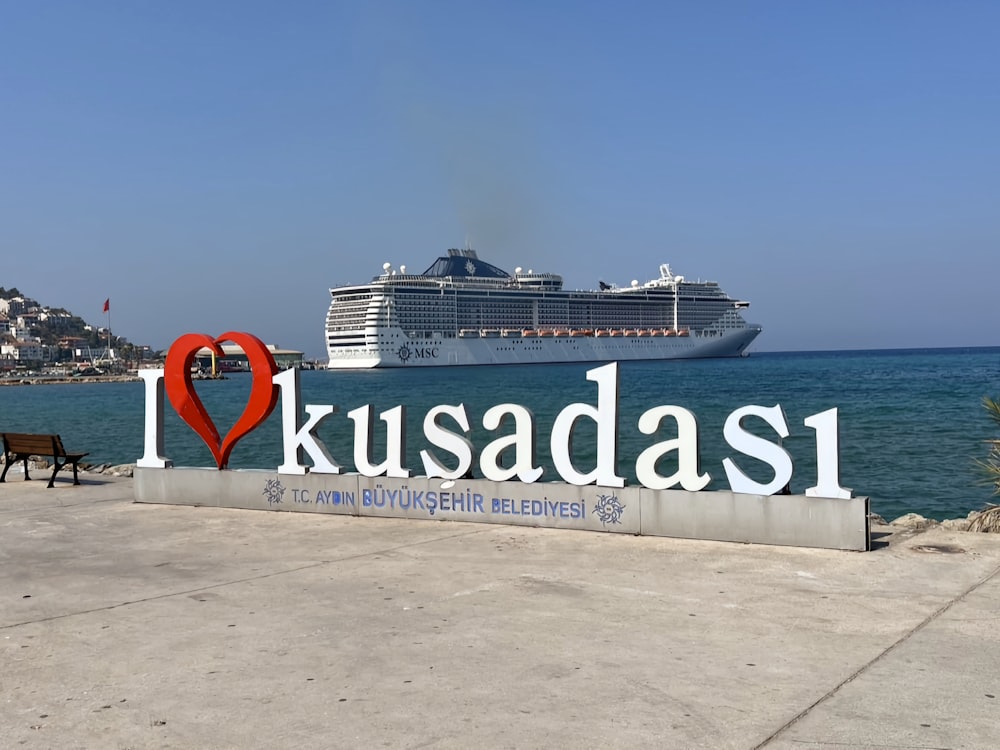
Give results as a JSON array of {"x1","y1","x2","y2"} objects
[
  {"x1": 388, "y1": 303, "x2": 732, "y2": 314},
  {"x1": 387, "y1": 303, "x2": 718, "y2": 313},
  {"x1": 387, "y1": 295, "x2": 725, "y2": 306},
  {"x1": 387, "y1": 306, "x2": 721, "y2": 315},
  {"x1": 332, "y1": 290, "x2": 728, "y2": 304},
  {"x1": 332, "y1": 303, "x2": 731, "y2": 318},
  {"x1": 328, "y1": 341, "x2": 700, "y2": 351},
  {"x1": 353, "y1": 314, "x2": 732, "y2": 325},
  {"x1": 330, "y1": 311, "x2": 733, "y2": 324},
  {"x1": 384, "y1": 289, "x2": 725, "y2": 301},
  {"x1": 330, "y1": 317, "x2": 728, "y2": 331}
]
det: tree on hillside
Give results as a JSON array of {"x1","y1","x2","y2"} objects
[{"x1": 33, "y1": 315, "x2": 91, "y2": 345}]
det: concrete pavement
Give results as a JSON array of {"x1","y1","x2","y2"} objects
[{"x1": 2, "y1": 474, "x2": 998, "y2": 749}]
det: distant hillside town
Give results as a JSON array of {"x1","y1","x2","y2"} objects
[
  {"x1": 0, "y1": 287, "x2": 153, "y2": 373},
  {"x1": 1, "y1": 287, "x2": 309, "y2": 379}
]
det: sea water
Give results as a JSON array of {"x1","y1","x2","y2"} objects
[{"x1": 2, "y1": 347, "x2": 998, "y2": 521}]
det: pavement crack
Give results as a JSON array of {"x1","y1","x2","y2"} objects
[
  {"x1": 0, "y1": 525, "x2": 493, "y2": 631},
  {"x1": 784, "y1": 741, "x2": 953, "y2": 748},
  {"x1": 0, "y1": 495, "x2": 127, "y2": 516},
  {"x1": 753, "y1": 559, "x2": 1000, "y2": 749}
]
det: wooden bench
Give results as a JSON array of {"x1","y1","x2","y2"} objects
[{"x1": 0, "y1": 432, "x2": 89, "y2": 488}]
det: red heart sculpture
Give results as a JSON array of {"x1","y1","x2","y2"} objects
[{"x1": 164, "y1": 332, "x2": 279, "y2": 469}]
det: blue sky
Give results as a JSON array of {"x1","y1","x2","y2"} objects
[{"x1": 2, "y1": 1, "x2": 997, "y2": 358}]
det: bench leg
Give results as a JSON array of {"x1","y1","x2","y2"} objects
[
  {"x1": 0, "y1": 459, "x2": 8, "y2": 483},
  {"x1": 48, "y1": 461, "x2": 61, "y2": 489},
  {"x1": 71, "y1": 460, "x2": 81, "y2": 485}
]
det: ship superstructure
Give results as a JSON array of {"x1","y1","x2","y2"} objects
[{"x1": 325, "y1": 249, "x2": 761, "y2": 368}]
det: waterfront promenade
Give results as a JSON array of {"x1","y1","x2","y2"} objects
[
  {"x1": 0, "y1": 373, "x2": 139, "y2": 386},
  {"x1": 2, "y1": 474, "x2": 998, "y2": 749}
]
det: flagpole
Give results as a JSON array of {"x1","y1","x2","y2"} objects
[{"x1": 102, "y1": 298, "x2": 111, "y2": 365}]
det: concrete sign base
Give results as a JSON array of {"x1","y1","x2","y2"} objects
[{"x1": 134, "y1": 468, "x2": 870, "y2": 551}]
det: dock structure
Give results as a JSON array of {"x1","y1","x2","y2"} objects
[{"x1": 194, "y1": 343, "x2": 304, "y2": 372}]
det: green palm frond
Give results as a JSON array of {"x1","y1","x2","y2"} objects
[
  {"x1": 985, "y1": 396, "x2": 1000, "y2": 427},
  {"x1": 980, "y1": 396, "x2": 1000, "y2": 495}
]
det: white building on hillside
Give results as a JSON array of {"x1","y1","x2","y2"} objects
[{"x1": 1, "y1": 340, "x2": 44, "y2": 362}]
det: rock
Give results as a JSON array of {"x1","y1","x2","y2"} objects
[
  {"x1": 868, "y1": 512, "x2": 888, "y2": 525},
  {"x1": 889, "y1": 513, "x2": 938, "y2": 530},
  {"x1": 940, "y1": 518, "x2": 971, "y2": 531},
  {"x1": 104, "y1": 464, "x2": 135, "y2": 477}
]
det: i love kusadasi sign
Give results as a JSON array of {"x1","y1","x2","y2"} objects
[{"x1": 135, "y1": 332, "x2": 852, "y2": 501}]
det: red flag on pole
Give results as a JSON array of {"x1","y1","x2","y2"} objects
[{"x1": 103, "y1": 298, "x2": 110, "y2": 313}]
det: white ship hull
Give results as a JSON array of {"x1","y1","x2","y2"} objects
[
  {"x1": 326, "y1": 249, "x2": 762, "y2": 369},
  {"x1": 327, "y1": 326, "x2": 759, "y2": 369}
]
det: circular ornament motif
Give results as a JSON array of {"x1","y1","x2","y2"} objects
[{"x1": 593, "y1": 493, "x2": 626, "y2": 525}]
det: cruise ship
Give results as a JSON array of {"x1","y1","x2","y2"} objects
[{"x1": 325, "y1": 249, "x2": 762, "y2": 368}]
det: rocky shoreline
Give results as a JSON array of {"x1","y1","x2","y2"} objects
[
  {"x1": 0, "y1": 375, "x2": 140, "y2": 386},
  {"x1": 874, "y1": 506, "x2": 1000, "y2": 533}
]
